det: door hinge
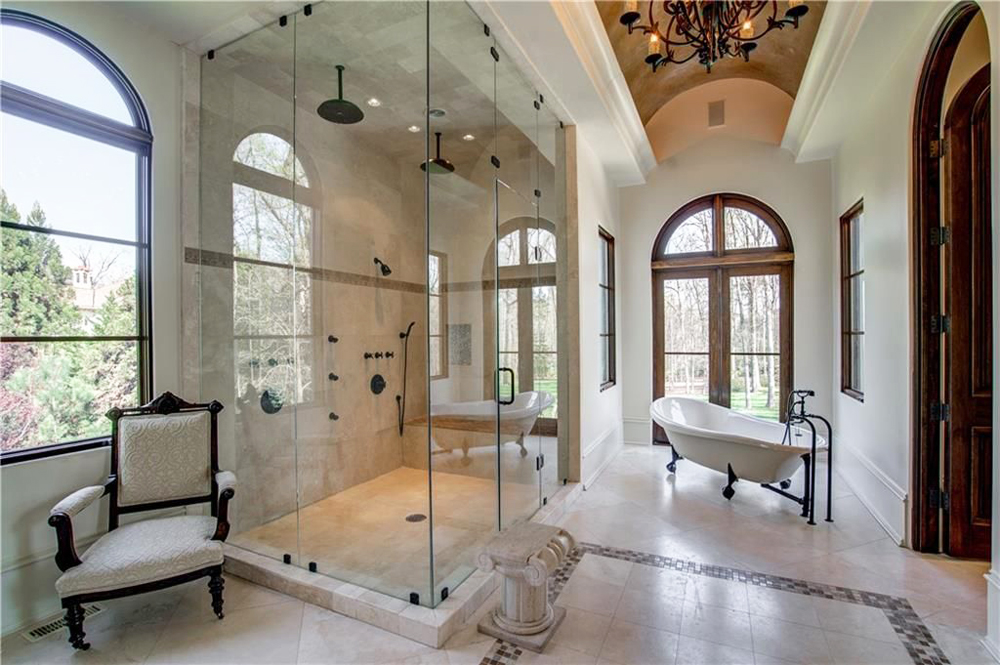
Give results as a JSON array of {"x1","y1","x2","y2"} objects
[
  {"x1": 930, "y1": 226, "x2": 951, "y2": 245},
  {"x1": 534, "y1": 246, "x2": 542, "y2": 262},
  {"x1": 930, "y1": 138, "x2": 948, "y2": 158},
  {"x1": 536, "y1": 454, "x2": 545, "y2": 471},
  {"x1": 490, "y1": 46, "x2": 499, "y2": 62},
  {"x1": 930, "y1": 402, "x2": 951, "y2": 421},
  {"x1": 930, "y1": 314, "x2": 951, "y2": 334},
  {"x1": 491, "y1": 155, "x2": 500, "y2": 169},
  {"x1": 930, "y1": 487, "x2": 951, "y2": 511}
]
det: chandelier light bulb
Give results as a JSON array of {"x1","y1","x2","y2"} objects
[
  {"x1": 740, "y1": 20, "x2": 753, "y2": 40},
  {"x1": 647, "y1": 32, "x2": 663, "y2": 58}
]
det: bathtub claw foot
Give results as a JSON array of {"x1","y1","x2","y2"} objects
[
  {"x1": 666, "y1": 447, "x2": 681, "y2": 474},
  {"x1": 722, "y1": 464, "x2": 738, "y2": 501}
]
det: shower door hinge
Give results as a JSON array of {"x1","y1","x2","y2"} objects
[
  {"x1": 536, "y1": 454, "x2": 545, "y2": 471},
  {"x1": 491, "y1": 155, "x2": 500, "y2": 169},
  {"x1": 534, "y1": 100, "x2": 540, "y2": 110},
  {"x1": 279, "y1": 14, "x2": 288, "y2": 27},
  {"x1": 490, "y1": 46, "x2": 499, "y2": 62},
  {"x1": 930, "y1": 314, "x2": 951, "y2": 334},
  {"x1": 409, "y1": 592, "x2": 420, "y2": 605},
  {"x1": 930, "y1": 402, "x2": 951, "y2": 422},
  {"x1": 534, "y1": 188, "x2": 541, "y2": 199},
  {"x1": 930, "y1": 487, "x2": 950, "y2": 511},
  {"x1": 304, "y1": 4, "x2": 312, "y2": 16},
  {"x1": 534, "y1": 246, "x2": 542, "y2": 262},
  {"x1": 207, "y1": 49, "x2": 215, "y2": 60},
  {"x1": 484, "y1": 24, "x2": 491, "y2": 36},
  {"x1": 930, "y1": 226, "x2": 951, "y2": 245}
]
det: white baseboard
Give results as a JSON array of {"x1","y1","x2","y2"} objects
[
  {"x1": 623, "y1": 417, "x2": 651, "y2": 445},
  {"x1": 582, "y1": 423, "x2": 622, "y2": 489},
  {"x1": 837, "y1": 440, "x2": 906, "y2": 545},
  {"x1": 983, "y1": 571, "x2": 1000, "y2": 663}
]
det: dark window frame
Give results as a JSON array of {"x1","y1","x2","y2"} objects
[
  {"x1": 0, "y1": 9, "x2": 153, "y2": 466},
  {"x1": 599, "y1": 226, "x2": 616, "y2": 391},
  {"x1": 840, "y1": 200, "x2": 865, "y2": 402}
]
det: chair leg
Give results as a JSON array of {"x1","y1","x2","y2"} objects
[
  {"x1": 209, "y1": 568, "x2": 225, "y2": 619},
  {"x1": 65, "y1": 602, "x2": 90, "y2": 650}
]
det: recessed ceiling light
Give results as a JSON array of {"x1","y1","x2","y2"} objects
[
  {"x1": 407, "y1": 125, "x2": 421, "y2": 133},
  {"x1": 462, "y1": 134, "x2": 475, "y2": 141},
  {"x1": 366, "y1": 98, "x2": 382, "y2": 107}
]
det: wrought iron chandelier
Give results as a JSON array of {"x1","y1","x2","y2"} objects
[{"x1": 619, "y1": 1, "x2": 809, "y2": 73}]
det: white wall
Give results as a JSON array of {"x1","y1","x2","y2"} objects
[
  {"x1": 1, "y1": 2, "x2": 183, "y2": 634},
  {"x1": 576, "y1": 128, "x2": 624, "y2": 488},
  {"x1": 619, "y1": 136, "x2": 833, "y2": 447}
]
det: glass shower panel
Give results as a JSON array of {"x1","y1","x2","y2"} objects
[
  {"x1": 497, "y1": 180, "x2": 541, "y2": 528},
  {"x1": 198, "y1": 19, "x2": 301, "y2": 565},
  {"x1": 536, "y1": 102, "x2": 562, "y2": 504},
  {"x1": 427, "y1": 0, "x2": 500, "y2": 603},
  {"x1": 290, "y1": 1, "x2": 432, "y2": 605}
]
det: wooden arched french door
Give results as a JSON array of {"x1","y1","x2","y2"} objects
[{"x1": 651, "y1": 193, "x2": 794, "y2": 443}]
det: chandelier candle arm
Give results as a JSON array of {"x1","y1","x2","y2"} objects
[{"x1": 620, "y1": 0, "x2": 808, "y2": 73}]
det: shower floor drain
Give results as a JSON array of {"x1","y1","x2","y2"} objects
[{"x1": 405, "y1": 513, "x2": 427, "y2": 523}]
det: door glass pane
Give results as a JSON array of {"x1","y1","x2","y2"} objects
[
  {"x1": 730, "y1": 355, "x2": 781, "y2": 420},
  {"x1": 664, "y1": 354, "x2": 709, "y2": 400},
  {"x1": 664, "y1": 209, "x2": 712, "y2": 254},
  {"x1": 849, "y1": 275, "x2": 865, "y2": 331},
  {"x1": 729, "y1": 274, "x2": 780, "y2": 353},
  {"x1": 724, "y1": 206, "x2": 777, "y2": 250},
  {"x1": 663, "y1": 278, "x2": 709, "y2": 352},
  {"x1": 533, "y1": 285, "x2": 557, "y2": 418}
]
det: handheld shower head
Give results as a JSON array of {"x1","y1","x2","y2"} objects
[
  {"x1": 373, "y1": 257, "x2": 392, "y2": 276},
  {"x1": 400, "y1": 321, "x2": 416, "y2": 339}
]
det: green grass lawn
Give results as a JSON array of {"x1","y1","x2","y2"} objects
[{"x1": 664, "y1": 387, "x2": 780, "y2": 421}]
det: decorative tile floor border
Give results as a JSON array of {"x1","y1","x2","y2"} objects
[{"x1": 479, "y1": 542, "x2": 951, "y2": 665}]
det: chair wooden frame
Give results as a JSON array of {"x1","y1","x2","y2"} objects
[{"x1": 47, "y1": 392, "x2": 232, "y2": 650}]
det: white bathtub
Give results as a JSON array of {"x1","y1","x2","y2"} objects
[
  {"x1": 650, "y1": 397, "x2": 826, "y2": 486},
  {"x1": 429, "y1": 391, "x2": 554, "y2": 463}
]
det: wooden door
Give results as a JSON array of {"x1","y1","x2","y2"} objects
[{"x1": 944, "y1": 64, "x2": 992, "y2": 559}]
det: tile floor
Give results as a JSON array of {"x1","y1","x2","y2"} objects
[{"x1": 3, "y1": 444, "x2": 994, "y2": 664}]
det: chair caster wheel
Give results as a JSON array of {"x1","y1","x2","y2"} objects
[
  {"x1": 666, "y1": 462, "x2": 676, "y2": 473},
  {"x1": 779, "y1": 479, "x2": 792, "y2": 490},
  {"x1": 722, "y1": 486, "x2": 735, "y2": 501}
]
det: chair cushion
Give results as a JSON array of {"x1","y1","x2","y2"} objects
[
  {"x1": 55, "y1": 516, "x2": 222, "y2": 598},
  {"x1": 118, "y1": 411, "x2": 211, "y2": 506}
]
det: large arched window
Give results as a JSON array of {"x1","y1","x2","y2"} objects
[
  {"x1": 231, "y1": 132, "x2": 316, "y2": 408},
  {"x1": 652, "y1": 194, "x2": 793, "y2": 429},
  {"x1": 0, "y1": 11, "x2": 152, "y2": 462}
]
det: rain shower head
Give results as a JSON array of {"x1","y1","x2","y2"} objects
[
  {"x1": 317, "y1": 65, "x2": 364, "y2": 125},
  {"x1": 420, "y1": 132, "x2": 455, "y2": 174},
  {"x1": 374, "y1": 257, "x2": 392, "y2": 276}
]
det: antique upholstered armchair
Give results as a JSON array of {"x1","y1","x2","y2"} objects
[{"x1": 47, "y1": 392, "x2": 236, "y2": 651}]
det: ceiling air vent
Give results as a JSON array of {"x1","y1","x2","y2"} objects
[{"x1": 708, "y1": 100, "x2": 725, "y2": 128}]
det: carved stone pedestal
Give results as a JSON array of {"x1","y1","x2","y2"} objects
[{"x1": 476, "y1": 523, "x2": 575, "y2": 652}]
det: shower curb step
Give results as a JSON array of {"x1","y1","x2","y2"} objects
[{"x1": 223, "y1": 545, "x2": 499, "y2": 647}]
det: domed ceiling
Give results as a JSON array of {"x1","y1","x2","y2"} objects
[{"x1": 596, "y1": 1, "x2": 827, "y2": 125}]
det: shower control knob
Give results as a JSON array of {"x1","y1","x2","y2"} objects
[
  {"x1": 329, "y1": 412, "x2": 340, "y2": 421},
  {"x1": 375, "y1": 352, "x2": 384, "y2": 359},
  {"x1": 328, "y1": 335, "x2": 339, "y2": 343},
  {"x1": 386, "y1": 351, "x2": 395, "y2": 358},
  {"x1": 364, "y1": 352, "x2": 374, "y2": 359},
  {"x1": 328, "y1": 372, "x2": 339, "y2": 381}
]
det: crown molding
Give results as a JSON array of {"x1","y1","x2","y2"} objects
[
  {"x1": 549, "y1": 1, "x2": 656, "y2": 181},
  {"x1": 782, "y1": 1, "x2": 872, "y2": 160}
]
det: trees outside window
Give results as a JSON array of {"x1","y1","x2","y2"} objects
[
  {"x1": 0, "y1": 11, "x2": 152, "y2": 461},
  {"x1": 652, "y1": 194, "x2": 793, "y2": 429}
]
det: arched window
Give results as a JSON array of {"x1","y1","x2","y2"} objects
[
  {"x1": 652, "y1": 194, "x2": 793, "y2": 426},
  {"x1": 231, "y1": 132, "x2": 316, "y2": 409},
  {"x1": 0, "y1": 10, "x2": 152, "y2": 461}
]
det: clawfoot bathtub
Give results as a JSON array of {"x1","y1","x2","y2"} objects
[
  {"x1": 650, "y1": 397, "x2": 827, "y2": 507},
  {"x1": 427, "y1": 391, "x2": 554, "y2": 464}
]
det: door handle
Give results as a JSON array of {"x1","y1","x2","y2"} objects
[{"x1": 499, "y1": 367, "x2": 515, "y2": 405}]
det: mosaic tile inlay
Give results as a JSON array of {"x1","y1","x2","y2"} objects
[{"x1": 479, "y1": 541, "x2": 951, "y2": 665}]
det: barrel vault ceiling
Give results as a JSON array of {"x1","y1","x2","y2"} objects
[{"x1": 596, "y1": 1, "x2": 827, "y2": 125}]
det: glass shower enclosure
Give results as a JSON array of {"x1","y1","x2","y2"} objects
[{"x1": 195, "y1": 0, "x2": 566, "y2": 608}]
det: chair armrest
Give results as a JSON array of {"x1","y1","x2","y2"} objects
[
  {"x1": 47, "y1": 484, "x2": 108, "y2": 572},
  {"x1": 212, "y1": 471, "x2": 236, "y2": 541}
]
